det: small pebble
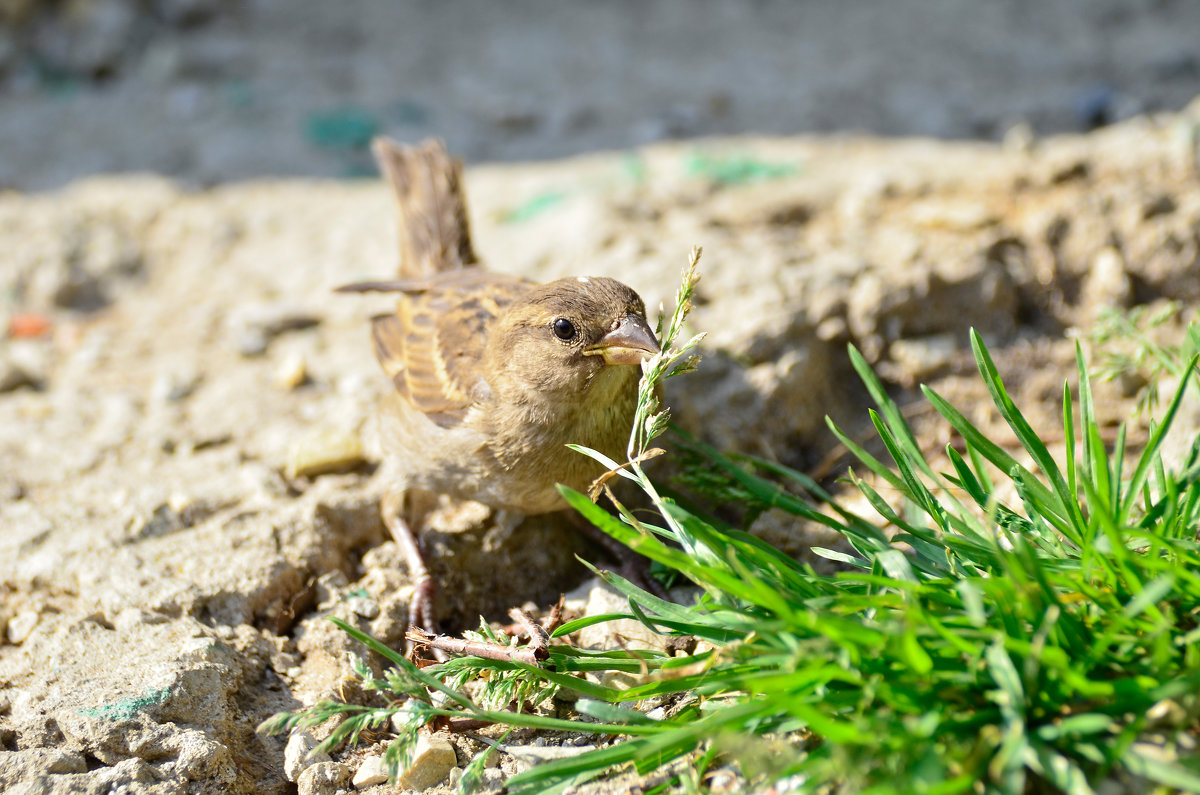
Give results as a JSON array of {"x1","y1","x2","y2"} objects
[
  {"x1": 286, "y1": 428, "x2": 365, "y2": 479},
  {"x1": 1002, "y1": 121, "x2": 1036, "y2": 153},
  {"x1": 285, "y1": 730, "x2": 331, "y2": 782},
  {"x1": 171, "y1": 731, "x2": 225, "y2": 780},
  {"x1": 150, "y1": 371, "x2": 199, "y2": 403},
  {"x1": 644, "y1": 706, "x2": 668, "y2": 721},
  {"x1": 396, "y1": 735, "x2": 458, "y2": 791},
  {"x1": 352, "y1": 755, "x2": 389, "y2": 789},
  {"x1": 1081, "y1": 246, "x2": 1131, "y2": 311},
  {"x1": 275, "y1": 352, "x2": 310, "y2": 390},
  {"x1": 345, "y1": 596, "x2": 379, "y2": 620},
  {"x1": 909, "y1": 200, "x2": 996, "y2": 231},
  {"x1": 336, "y1": 372, "x2": 370, "y2": 396},
  {"x1": 706, "y1": 769, "x2": 740, "y2": 792},
  {"x1": 0, "y1": 359, "x2": 39, "y2": 392},
  {"x1": 0, "y1": 341, "x2": 49, "y2": 392},
  {"x1": 480, "y1": 768, "x2": 506, "y2": 789},
  {"x1": 297, "y1": 761, "x2": 351, "y2": 795},
  {"x1": 7, "y1": 610, "x2": 39, "y2": 644},
  {"x1": 237, "y1": 330, "x2": 270, "y2": 357},
  {"x1": 1147, "y1": 699, "x2": 1185, "y2": 726},
  {"x1": 888, "y1": 335, "x2": 958, "y2": 382}
]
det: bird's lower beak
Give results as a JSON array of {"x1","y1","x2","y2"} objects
[{"x1": 584, "y1": 314, "x2": 661, "y2": 366}]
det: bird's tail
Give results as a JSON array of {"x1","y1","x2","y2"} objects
[{"x1": 372, "y1": 136, "x2": 477, "y2": 277}]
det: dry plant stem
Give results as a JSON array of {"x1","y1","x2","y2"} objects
[
  {"x1": 445, "y1": 718, "x2": 496, "y2": 733},
  {"x1": 381, "y1": 491, "x2": 437, "y2": 652},
  {"x1": 406, "y1": 627, "x2": 547, "y2": 665},
  {"x1": 542, "y1": 595, "x2": 566, "y2": 634},
  {"x1": 587, "y1": 447, "x2": 667, "y2": 501},
  {"x1": 498, "y1": 596, "x2": 565, "y2": 640},
  {"x1": 510, "y1": 607, "x2": 550, "y2": 658},
  {"x1": 620, "y1": 246, "x2": 705, "y2": 553}
]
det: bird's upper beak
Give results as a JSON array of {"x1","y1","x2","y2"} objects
[{"x1": 584, "y1": 314, "x2": 660, "y2": 366}]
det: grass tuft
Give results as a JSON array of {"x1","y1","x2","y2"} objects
[{"x1": 261, "y1": 257, "x2": 1200, "y2": 794}]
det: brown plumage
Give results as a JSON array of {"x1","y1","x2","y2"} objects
[
  {"x1": 342, "y1": 268, "x2": 656, "y2": 514},
  {"x1": 371, "y1": 136, "x2": 477, "y2": 275},
  {"x1": 339, "y1": 138, "x2": 659, "y2": 639}
]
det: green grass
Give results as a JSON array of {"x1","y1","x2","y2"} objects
[{"x1": 262, "y1": 256, "x2": 1200, "y2": 794}]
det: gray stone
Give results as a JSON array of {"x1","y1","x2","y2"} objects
[
  {"x1": 284, "y1": 730, "x2": 331, "y2": 782},
  {"x1": 285, "y1": 427, "x2": 366, "y2": 479},
  {"x1": 396, "y1": 735, "x2": 458, "y2": 791},
  {"x1": 0, "y1": 748, "x2": 87, "y2": 788},
  {"x1": 150, "y1": 370, "x2": 199, "y2": 404},
  {"x1": 566, "y1": 578, "x2": 673, "y2": 655},
  {"x1": 845, "y1": 253, "x2": 1018, "y2": 359},
  {"x1": 1080, "y1": 246, "x2": 1132, "y2": 319},
  {"x1": 0, "y1": 342, "x2": 48, "y2": 393},
  {"x1": 164, "y1": 728, "x2": 230, "y2": 781},
  {"x1": 352, "y1": 754, "x2": 388, "y2": 789},
  {"x1": 297, "y1": 761, "x2": 352, "y2": 795},
  {"x1": 5, "y1": 610, "x2": 38, "y2": 644},
  {"x1": 0, "y1": 357, "x2": 39, "y2": 393},
  {"x1": 887, "y1": 334, "x2": 959, "y2": 383}
]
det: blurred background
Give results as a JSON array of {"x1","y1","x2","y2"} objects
[{"x1": 2, "y1": 0, "x2": 1199, "y2": 191}]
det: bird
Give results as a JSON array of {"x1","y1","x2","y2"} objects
[{"x1": 338, "y1": 137, "x2": 660, "y2": 641}]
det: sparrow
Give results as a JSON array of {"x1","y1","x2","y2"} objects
[{"x1": 339, "y1": 138, "x2": 660, "y2": 639}]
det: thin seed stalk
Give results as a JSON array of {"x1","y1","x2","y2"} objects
[{"x1": 624, "y1": 246, "x2": 707, "y2": 547}]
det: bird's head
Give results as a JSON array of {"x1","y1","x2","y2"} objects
[{"x1": 486, "y1": 276, "x2": 660, "y2": 399}]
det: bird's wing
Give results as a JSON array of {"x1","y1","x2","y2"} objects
[{"x1": 359, "y1": 268, "x2": 532, "y2": 428}]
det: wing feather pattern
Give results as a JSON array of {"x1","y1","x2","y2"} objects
[{"x1": 365, "y1": 269, "x2": 531, "y2": 427}]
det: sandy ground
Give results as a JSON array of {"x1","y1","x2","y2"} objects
[
  {"x1": 1, "y1": 114, "x2": 1198, "y2": 792},
  {"x1": 2, "y1": 3, "x2": 1200, "y2": 793}
]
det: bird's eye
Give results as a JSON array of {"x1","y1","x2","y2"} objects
[{"x1": 552, "y1": 317, "x2": 577, "y2": 341}]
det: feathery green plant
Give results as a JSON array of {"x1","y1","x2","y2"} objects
[
  {"x1": 1091, "y1": 301, "x2": 1200, "y2": 413},
  {"x1": 262, "y1": 252, "x2": 1200, "y2": 795}
]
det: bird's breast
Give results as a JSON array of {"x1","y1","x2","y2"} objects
[{"x1": 481, "y1": 366, "x2": 641, "y2": 513}]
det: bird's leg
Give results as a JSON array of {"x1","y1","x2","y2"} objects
[{"x1": 380, "y1": 490, "x2": 437, "y2": 648}]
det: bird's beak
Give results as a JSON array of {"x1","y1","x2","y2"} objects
[{"x1": 584, "y1": 314, "x2": 661, "y2": 366}]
